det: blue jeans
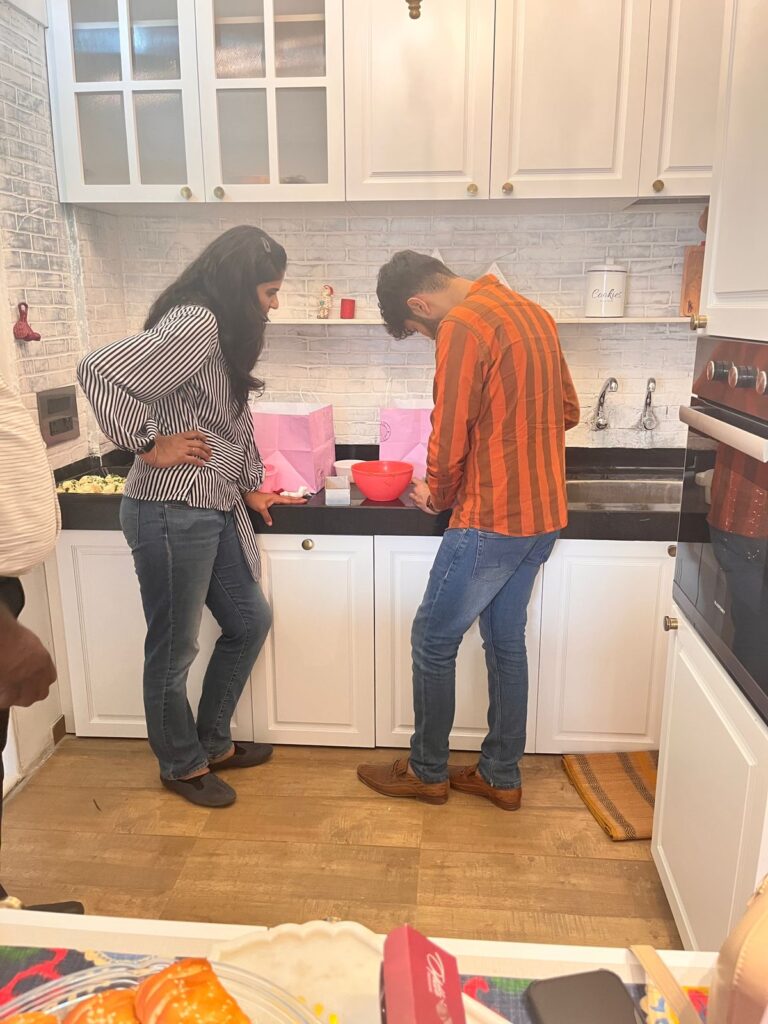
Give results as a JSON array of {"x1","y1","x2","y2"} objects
[
  {"x1": 120, "y1": 498, "x2": 272, "y2": 780},
  {"x1": 410, "y1": 528, "x2": 559, "y2": 790}
]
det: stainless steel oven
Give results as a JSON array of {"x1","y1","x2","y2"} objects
[{"x1": 674, "y1": 337, "x2": 768, "y2": 723}]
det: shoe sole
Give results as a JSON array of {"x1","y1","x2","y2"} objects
[
  {"x1": 449, "y1": 781, "x2": 521, "y2": 811},
  {"x1": 357, "y1": 770, "x2": 448, "y2": 805}
]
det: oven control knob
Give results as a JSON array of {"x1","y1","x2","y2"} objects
[
  {"x1": 757, "y1": 370, "x2": 768, "y2": 396},
  {"x1": 729, "y1": 365, "x2": 758, "y2": 389},
  {"x1": 706, "y1": 360, "x2": 731, "y2": 382}
]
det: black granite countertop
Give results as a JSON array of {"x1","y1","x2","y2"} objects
[{"x1": 57, "y1": 447, "x2": 684, "y2": 541}]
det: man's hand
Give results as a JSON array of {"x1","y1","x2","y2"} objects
[
  {"x1": 0, "y1": 605, "x2": 56, "y2": 709},
  {"x1": 244, "y1": 490, "x2": 308, "y2": 527},
  {"x1": 410, "y1": 478, "x2": 440, "y2": 515},
  {"x1": 140, "y1": 432, "x2": 213, "y2": 469}
]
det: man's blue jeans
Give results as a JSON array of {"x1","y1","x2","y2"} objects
[
  {"x1": 120, "y1": 498, "x2": 272, "y2": 780},
  {"x1": 410, "y1": 527, "x2": 559, "y2": 790}
]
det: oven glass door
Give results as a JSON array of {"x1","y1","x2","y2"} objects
[{"x1": 675, "y1": 402, "x2": 768, "y2": 721}]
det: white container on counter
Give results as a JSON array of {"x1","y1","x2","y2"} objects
[{"x1": 585, "y1": 259, "x2": 627, "y2": 317}]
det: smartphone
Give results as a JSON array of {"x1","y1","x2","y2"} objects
[{"x1": 526, "y1": 969, "x2": 643, "y2": 1024}]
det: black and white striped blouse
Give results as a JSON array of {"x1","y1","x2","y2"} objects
[{"x1": 77, "y1": 304, "x2": 264, "y2": 581}]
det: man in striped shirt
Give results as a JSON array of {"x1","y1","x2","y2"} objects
[{"x1": 358, "y1": 252, "x2": 579, "y2": 810}]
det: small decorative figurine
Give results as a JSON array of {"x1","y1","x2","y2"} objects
[
  {"x1": 317, "y1": 284, "x2": 334, "y2": 320},
  {"x1": 13, "y1": 302, "x2": 41, "y2": 342}
]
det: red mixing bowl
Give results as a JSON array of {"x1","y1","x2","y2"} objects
[{"x1": 352, "y1": 460, "x2": 414, "y2": 502}]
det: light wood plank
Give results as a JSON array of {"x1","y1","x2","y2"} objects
[{"x1": 1, "y1": 739, "x2": 681, "y2": 948}]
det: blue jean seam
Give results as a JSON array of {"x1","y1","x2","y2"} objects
[
  {"x1": 204, "y1": 568, "x2": 251, "y2": 751},
  {"x1": 412, "y1": 530, "x2": 472, "y2": 780},
  {"x1": 483, "y1": 608, "x2": 501, "y2": 789}
]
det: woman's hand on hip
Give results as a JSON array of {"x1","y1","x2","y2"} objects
[
  {"x1": 140, "y1": 431, "x2": 213, "y2": 468},
  {"x1": 244, "y1": 490, "x2": 307, "y2": 526}
]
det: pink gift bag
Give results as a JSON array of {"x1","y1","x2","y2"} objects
[
  {"x1": 379, "y1": 406, "x2": 433, "y2": 479},
  {"x1": 251, "y1": 402, "x2": 335, "y2": 493}
]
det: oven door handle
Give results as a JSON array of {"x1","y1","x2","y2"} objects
[{"x1": 680, "y1": 405, "x2": 768, "y2": 462}]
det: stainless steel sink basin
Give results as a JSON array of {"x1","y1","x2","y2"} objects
[{"x1": 566, "y1": 478, "x2": 682, "y2": 508}]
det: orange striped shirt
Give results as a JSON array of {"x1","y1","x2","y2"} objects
[{"x1": 427, "y1": 276, "x2": 579, "y2": 536}]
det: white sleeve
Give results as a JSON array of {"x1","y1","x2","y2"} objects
[{"x1": 0, "y1": 373, "x2": 59, "y2": 577}]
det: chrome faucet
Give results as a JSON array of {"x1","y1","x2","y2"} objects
[
  {"x1": 594, "y1": 377, "x2": 618, "y2": 430},
  {"x1": 641, "y1": 377, "x2": 659, "y2": 431}
]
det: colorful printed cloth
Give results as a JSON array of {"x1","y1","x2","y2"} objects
[{"x1": 0, "y1": 946, "x2": 709, "y2": 1022}]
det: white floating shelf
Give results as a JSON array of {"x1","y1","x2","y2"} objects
[{"x1": 270, "y1": 316, "x2": 689, "y2": 327}]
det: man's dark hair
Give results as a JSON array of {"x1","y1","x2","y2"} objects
[{"x1": 377, "y1": 250, "x2": 457, "y2": 339}]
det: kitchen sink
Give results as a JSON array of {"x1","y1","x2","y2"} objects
[{"x1": 566, "y1": 477, "x2": 682, "y2": 508}]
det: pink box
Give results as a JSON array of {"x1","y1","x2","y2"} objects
[
  {"x1": 381, "y1": 925, "x2": 467, "y2": 1024},
  {"x1": 251, "y1": 402, "x2": 335, "y2": 493},
  {"x1": 379, "y1": 407, "x2": 432, "y2": 479}
]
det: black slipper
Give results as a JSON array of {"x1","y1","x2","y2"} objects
[
  {"x1": 209, "y1": 742, "x2": 274, "y2": 771},
  {"x1": 162, "y1": 772, "x2": 236, "y2": 807}
]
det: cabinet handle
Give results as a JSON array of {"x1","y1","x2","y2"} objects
[
  {"x1": 652, "y1": 179, "x2": 665, "y2": 193},
  {"x1": 663, "y1": 615, "x2": 679, "y2": 632},
  {"x1": 466, "y1": 183, "x2": 479, "y2": 196},
  {"x1": 213, "y1": 186, "x2": 226, "y2": 200},
  {"x1": 667, "y1": 544, "x2": 677, "y2": 557},
  {"x1": 180, "y1": 186, "x2": 192, "y2": 200},
  {"x1": 689, "y1": 313, "x2": 709, "y2": 331},
  {"x1": 301, "y1": 538, "x2": 315, "y2": 551},
  {"x1": 502, "y1": 181, "x2": 514, "y2": 194}
]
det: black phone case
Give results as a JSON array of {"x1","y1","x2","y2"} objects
[{"x1": 526, "y1": 969, "x2": 642, "y2": 1024}]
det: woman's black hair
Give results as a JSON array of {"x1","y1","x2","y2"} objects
[{"x1": 144, "y1": 225, "x2": 287, "y2": 410}]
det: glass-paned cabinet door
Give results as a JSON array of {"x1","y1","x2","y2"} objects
[
  {"x1": 196, "y1": 0, "x2": 344, "y2": 200},
  {"x1": 48, "y1": 0, "x2": 204, "y2": 202}
]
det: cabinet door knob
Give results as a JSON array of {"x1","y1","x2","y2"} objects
[
  {"x1": 180, "y1": 185, "x2": 192, "y2": 200},
  {"x1": 502, "y1": 181, "x2": 514, "y2": 194},
  {"x1": 466, "y1": 183, "x2": 479, "y2": 196},
  {"x1": 213, "y1": 185, "x2": 226, "y2": 200},
  {"x1": 690, "y1": 313, "x2": 708, "y2": 331},
  {"x1": 652, "y1": 178, "x2": 665, "y2": 193},
  {"x1": 301, "y1": 538, "x2": 315, "y2": 551},
  {"x1": 667, "y1": 544, "x2": 677, "y2": 557},
  {"x1": 663, "y1": 615, "x2": 679, "y2": 632}
]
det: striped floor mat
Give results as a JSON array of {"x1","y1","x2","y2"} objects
[{"x1": 562, "y1": 751, "x2": 659, "y2": 841}]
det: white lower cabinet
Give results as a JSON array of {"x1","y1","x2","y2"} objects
[
  {"x1": 55, "y1": 531, "x2": 253, "y2": 740},
  {"x1": 251, "y1": 534, "x2": 375, "y2": 747},
  {"x1": 652, "y1": 610, "x2": 768, "y2": 950},
  {"x1": 56, "y1": 531, "x2": 674, "y2": 755},
  {"x1": 373, "y1": 536, "x2": 542, "y2": 752},
  {"x1": 536, "y1": 540, "x2": 674, "y2": 753}
]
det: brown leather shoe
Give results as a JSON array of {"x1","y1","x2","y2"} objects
[
  {"x1": 357, "y1": 758, "x2": 449, "y2": 805},
  {"x1": 448, "y1": 764, "x2": 522, "y2": 811}
]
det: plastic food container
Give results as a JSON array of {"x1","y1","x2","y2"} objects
[
  {"x1": 351, "y1": 461, "x2": 413, "y2": 502},
  {"x1": 333, "y1": 458, "x2": 365, "y2": 478},
  {"x1": 0, "y1": 961, "x2": 317, "y2": 1024}
]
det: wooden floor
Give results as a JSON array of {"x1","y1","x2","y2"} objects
[{"x1": 3, "y1": 740, "x2": 680, "y2": 948}]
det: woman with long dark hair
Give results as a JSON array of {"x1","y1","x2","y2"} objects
[{"x1": 78, "y1": 226, "x2": 304, "y2": 808}]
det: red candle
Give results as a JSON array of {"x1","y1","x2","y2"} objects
[{"x1": 340, "y1": 298, "x2": 356, "y2": 319}]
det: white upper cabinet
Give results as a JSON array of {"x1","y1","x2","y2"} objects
[
  {"x1": 490, "y1": 0, "x2": 652, "y2": 199},
  {"x1": 699, "y1": 0, "x2": 768, "y2": 342},
  {"x1": 639, "y1": 0, "x2": 727, "y2": 198},
  {"x1": 343, "y1": 0, "x2": 495, "y2": 201},
  {"x1": 195, "y1": 0, "x2": 344, "y2": 201},
  {"x1": 48, "y1": 0, "x2": 205, "y2": 202}
]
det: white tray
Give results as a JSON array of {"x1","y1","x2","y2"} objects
[{"x1": 211, "y1": 920, "x2": 505, "y2": 1023}]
